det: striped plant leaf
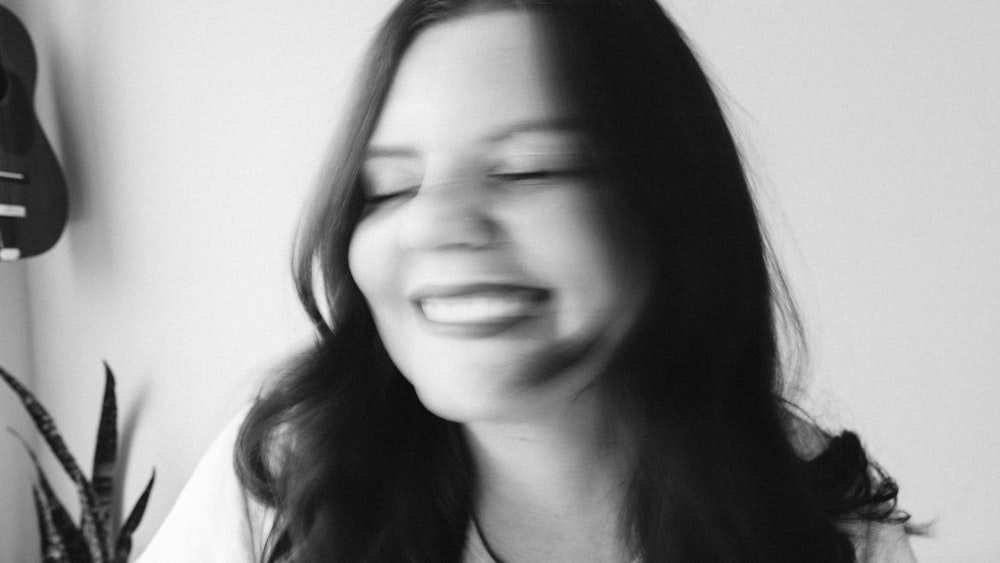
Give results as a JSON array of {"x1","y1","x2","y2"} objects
[
  {"x1": 36, "y1": 470, "x2": 94, "y2": 563},
  {"x1": 78, "y1": 496, "x2": 106, "y2": 563},
  {"x1": 3, "y1": 363, "x2": 154, "y2": 563},
  {"x1": 32, "y1": 486, "x2": 69, "y2": 563},
  {"x1": 43, "y1": 492, "x2": 93, "y2": 563},
  {"x1": 10, "y1": 430, "x2": 91, "y2": 562},
  {"x1": 0, "y1": 366, "x2": 105, "y2": 562},
  {"x1": 91, "y1": 362, "x2": 118, "y2": 550},
  {"x1": 0, "y1": 366, "x2": 99, "y2": 503},
  {"x1": 114, "y1": 470, "x2": 155, "y2": 563}
]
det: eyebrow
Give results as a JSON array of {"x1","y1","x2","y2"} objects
[
  {"x1": 364, "y1": 117, "x2": 586, "y2": 160},
  {"x1": 363, "y1": 146, "x2": 421, "y2": 160},
  {"x1": 484, "y1": 117, "x2": 586, "y2": 142}
]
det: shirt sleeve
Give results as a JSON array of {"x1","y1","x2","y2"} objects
[{"x1": 135, "y1": 406, "x2": 275, "y2": 563}]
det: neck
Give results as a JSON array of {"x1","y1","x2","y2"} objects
[{"x1": 464, "y1": 389, "x2": 634, "y2": 562}]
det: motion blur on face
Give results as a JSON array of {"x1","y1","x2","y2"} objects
[{"x1": 348, "y1": 10, "x2": 631, "y2": 424}]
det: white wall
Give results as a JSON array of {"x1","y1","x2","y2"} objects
[
  {"x1": 0, "y1": 2, "x2": 995, "y2": 562},
  {"x1": 0, "y1": 262, "x2": 37, "y2": 563}
]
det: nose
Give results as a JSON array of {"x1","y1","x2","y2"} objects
[{"x1": 397, "y1": 177, "x2": 501, "y2": 252}]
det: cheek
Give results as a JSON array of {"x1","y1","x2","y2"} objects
[
  {"x1": 347, "y1": 219, "x2": 398, "y2": 307},
  {"x1": 519, "y1": 193, "x2": 626, "y2": 320}
]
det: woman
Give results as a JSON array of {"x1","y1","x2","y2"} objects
[{"x1": 139, "y1": 0, "x2": 917, "y2": 561}]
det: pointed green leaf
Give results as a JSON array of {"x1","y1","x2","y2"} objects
[
  {"x1": 114, "y1": 469, "x2": 155, "y2": 562},
  {"x1": 32, "y1": 486, "x2": 70, "y2": 563},
  {"x1": 0, "y1": 366, "x2": 98, "y2": 498},
  {"x1": 31, "y1": 486, "x2": 48, "y2": 554},
  {"x1": 34, "y1": 461, "x2": 92, "y2": 562},
  {"x1": 1, "y1": 367, "x2": 106, "y2": 561},
  {"x1": 91, "y1": 362, "x2": 118, "y2": 552},
  {"x1": 11, "y1": 430, "x2": 94, "y2": 563},
  {"x1": 77, "y1": 492, "x2": 107, "y2": 563}
]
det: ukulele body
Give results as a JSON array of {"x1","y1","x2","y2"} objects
[{"x1": 0, "y1": 5, "x2": 68, "y2": 260}]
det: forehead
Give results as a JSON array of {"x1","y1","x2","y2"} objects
[{"x1": 371, "y1": 10, "x2": 576, "y2": 148}]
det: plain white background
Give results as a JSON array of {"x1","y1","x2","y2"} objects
[{"x1": 0, "y1": 2, "x2": 996, "y2": 561}]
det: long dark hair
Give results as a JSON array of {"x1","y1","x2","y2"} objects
[{"x1": 236, "y1": 1, "x2": 907, "y2": 561}]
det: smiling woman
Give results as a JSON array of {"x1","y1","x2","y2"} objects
[
  {"x1": 137, "y1": 1, "x2": 917, "y2": 562},
  {"x1": 351, "y1": 15, "x2": 631, "y2": 424}
]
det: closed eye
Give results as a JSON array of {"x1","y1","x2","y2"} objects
[
  {"x1": 489, "y1": 170, "x2": 556, "y2": 182},
  {"x1": 488, "y1": 168, "x2": 594, "y2": 185},
  {"x1": 364, "y1": 186, "x2": 419, "y2": 206}
]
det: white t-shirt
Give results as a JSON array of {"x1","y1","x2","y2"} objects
[
  {"x1": 136, "y1": 407, "x2": 273, "y2": 562},
  {"x1": 136, "y1": 409, "x2": 918, "y2": 562}
]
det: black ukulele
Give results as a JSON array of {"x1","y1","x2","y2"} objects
[{"x1": 0, "y1": 5, "x2": 67, "y2": 261}]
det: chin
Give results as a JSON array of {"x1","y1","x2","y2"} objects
[
  {"x1": 413, "y1": 390, "x2": 498, "y2": 423},
  {"x1": 407, "y1": 375, "x2": 520, "y2": 424}
]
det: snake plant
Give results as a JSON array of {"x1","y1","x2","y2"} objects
[{"x1": 1, "y1": 363, "x2": 154, "y2": 563}]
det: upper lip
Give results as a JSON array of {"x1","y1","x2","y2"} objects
[{"x1": 409, "y1": 282, "x2": 550, "y2": 301}]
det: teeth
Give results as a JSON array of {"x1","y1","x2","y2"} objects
[{"x1": 420, "y1": 294, "x2": 538, "y2": 324}]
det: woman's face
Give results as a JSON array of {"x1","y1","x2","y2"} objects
[{"x1": 348, "y1": 10, "x2": 630, "y2": 423}]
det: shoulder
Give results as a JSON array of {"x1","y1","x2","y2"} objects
[{"x1": 135, "y1": 405, "x2": 275, "y2": 562}]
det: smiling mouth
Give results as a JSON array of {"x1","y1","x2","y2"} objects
[{"x1": 414, "y1": 286, "x2": 550, "y2": 327}]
